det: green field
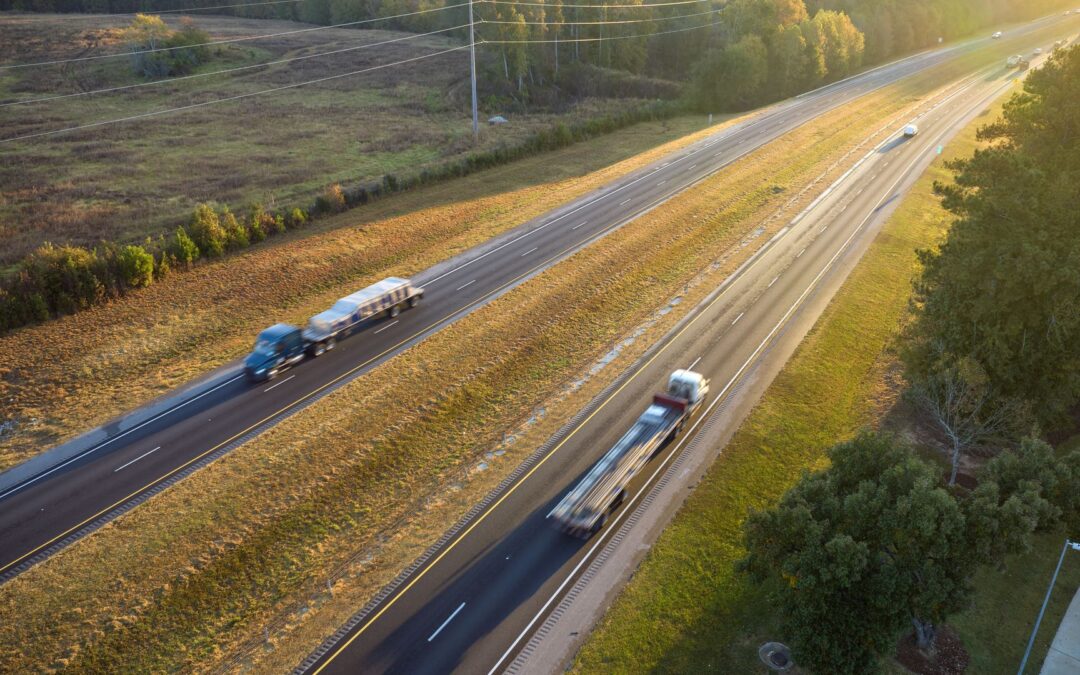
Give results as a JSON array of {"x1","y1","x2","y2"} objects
[{"x1": 0, "y1": 13, "x2": 667, "y2": 269}]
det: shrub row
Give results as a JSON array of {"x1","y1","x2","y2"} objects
[
  {"x1": 0, "y1": 203, "x2": 308, "y2": 333},
  {"x1": 0, "y1": 101, "x2": 681, "y2": 335}
]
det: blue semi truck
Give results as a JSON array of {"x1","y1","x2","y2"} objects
[{"x1": 244, "y1": 277, "x2": 424, "y2": 381}]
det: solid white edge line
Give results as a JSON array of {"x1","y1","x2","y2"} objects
[
  {"x1": 428, "y1": 602, "x2": 466, "y2": 642},
  {"x1": 374, "y1": 320, "x2": 399, "y2": 334},
  {"x1": 113, "y1": 447, "x2": 161, "y2": 473},
  {"x1": 263, "y1": 375, "x2": 296, "y2": 393},
  {"x1": 488, "y1": 112, "x2": 957, "y2": 675},
  {"x1": 0, "y1": 373, "x2": 244, "y2": 501}
]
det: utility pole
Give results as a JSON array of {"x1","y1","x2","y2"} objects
[
  {"x1": 1018, "y1": 539, "x2": 1080, "y2": 674},
  {"x1": 468, "y1": 0, "x2": 479, "y2": 142}
]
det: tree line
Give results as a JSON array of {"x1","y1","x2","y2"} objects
[
  {"x1": 1, "y1": 0, "x2": 1069, "y2": 108},
  {"x1": 742, "y1": 44, "x2": 1080, "y2": 673}
]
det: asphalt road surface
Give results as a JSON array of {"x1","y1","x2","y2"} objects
[
  {"x1": 298, "y1": 30, "x2": 1065, "y2": 675},
  {"x1": 0, "y1": 15, "x2": 1069, "y2": 591}
]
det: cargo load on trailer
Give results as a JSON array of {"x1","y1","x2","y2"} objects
[
  {"x1": 244, "y1": 277, "x2": 424, "y2": 381},
  {"x1": 550, "y1": 370, "x2": 709, "y2": 538}
]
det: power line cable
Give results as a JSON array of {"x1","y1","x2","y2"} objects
[
  {"x1": 480, "y1": 7, "x2": 718, "y2": 25},
  {"x1": 0, "y1": 0, "x2": 307, "y2": 21},
  {"x1": 0, "y1": 1, "x2": 470, "y2": 70},
  {"x1": 0, "y1": 44, "x2": 469, "y2": 144},
  {"x1": 480, "y1": 15, "x2": 721, "y2": 42},
  {"x1": 0, "y1": 24, "x2": 469, "y2": 108}
]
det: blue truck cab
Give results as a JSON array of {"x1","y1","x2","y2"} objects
[{"x1": 244, "y1": 323, "x2": 306, "y2": 382}]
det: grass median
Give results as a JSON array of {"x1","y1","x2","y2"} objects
[
  {"x1": 0, "y1": 58, "x2": 971, "y2": 673},
  {"x1": 572, "y1": 85, "x2": 1078, "y2": 673}
]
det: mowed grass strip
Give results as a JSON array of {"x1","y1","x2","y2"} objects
[
  {"x1": 0, "y1": 71, "x2": 940, "y2": 673},
  {"x1": 570, "y1": 86, "x2": 1002, "y2": 675}
]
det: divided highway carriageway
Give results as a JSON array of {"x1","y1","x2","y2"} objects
[
  {"x1": 0, "y1": 14, "x2": 1067, "y2": 593},
  {"x1": 299, "y1": 34, "x2": 1058, "y2": 675}
]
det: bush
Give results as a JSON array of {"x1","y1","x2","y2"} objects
[
  {"x1": 169, "y1": 226, "x2": 200, "y2": 267},
  {"x1": 21, "y1": 243, "x2": 105, "y2": 315},
  {"x1": 220, "y1": 207, "x2": 249, "y2": 251},
  {"x1": 287, "y1": 207, "x2": 307, "y2": 229},
  {"x1": 248, "y1": 204, "x2": 274, "y2": 243},
  {"x1": 188, "y1": 204, "x2": 227, "y2": 257},
  {"x1": 117, "y1": 245, "x2": 155, "y2": 288},
  {"x1": 315, "y1": 184, "x2": 346, "y2": 214}
]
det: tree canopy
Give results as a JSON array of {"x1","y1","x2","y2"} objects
[
  {"x1": 907, "y1": 45, "x2": 1080, "y2": 426},
  {"x1": 741, "y1": 432, "x2": 1056, "y2": 673}
]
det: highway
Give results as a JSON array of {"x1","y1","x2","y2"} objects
[
  {"x1": 0, "y1": 15, "x2": 1069, "y2": 591},
  {"x1": 296, "y1": 30, "x2": 1065, "y2": 675}
]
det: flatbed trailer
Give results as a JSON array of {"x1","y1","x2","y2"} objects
[{"x1": 551, "y1": 370, "x2": 708, "y2": 537}]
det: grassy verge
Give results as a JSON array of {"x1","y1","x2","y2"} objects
[
  {"x1": 0, "y1": 61, "x2": 955, "y2": 672},
  {"x1": 571, "y1": 84, "x2": 1010, "y2": 675}
]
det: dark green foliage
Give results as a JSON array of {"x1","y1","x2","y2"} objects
[
  {"x1": 116, "y1": 244, "x2": 155, "y2": 288},
  {"x1": 742, "y1": 432, "x2": 1051, "y2": 673},
  {"x1": 906, "y1": 46, "x2": 1080, "y2": 426},
  {"x1": 983, "y1": 438, "x2": 1080, "y2": 537},
  {"x1": 20, "y1": 243, "x2": 105, "y2": 315}
]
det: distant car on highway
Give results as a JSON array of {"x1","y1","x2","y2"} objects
[
  {"x1": 992, "y1": 31, "x2": 1003, "y2": 39},
  {"x1": 1018, "y1": 58, "x2": 1031, "y2": 70},
  {"x1": 903, "y1": 124, "x2": 919, "y2": 137},
  {"x1": 1007, "y1": 54, "x2": 1022, "y2": 67},
  {"x1": 1033, "y1": 47, "x2": 1043, "y2": 55}
]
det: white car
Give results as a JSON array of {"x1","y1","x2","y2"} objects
[
  {"x1": 1034, "y1": 47, "x2": 1043, "y2": 55},
  {"x1": 903, "y1": 124, "x2": 918, "y2": 138},
  {"x1": 992, "y1": 31, "x2": 1003, "y2": 39}
]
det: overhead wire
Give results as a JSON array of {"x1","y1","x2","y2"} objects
[
  {"x1": 0, "y1": 24, "x2": 469, "y2": 108},
  {"x1": 0, "y1": 44, "x2": 470, "y2": 144},
  {"x1": 0, "y1": 1, "x2": 471, "y2": 70},
  {"x1": 479, "y1": 15, "x2": 722, "y2": 42},
  {"x1": 480, "y1": 7, "x2": 719, "y2": 25}
]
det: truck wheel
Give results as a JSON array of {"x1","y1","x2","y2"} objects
[
  {"x1": 591, "y1": 513, "x2": 607, "y2": 534},
  {"x1": 326, "y1": 336, "x2": 336, "y2": 351},
  {"x1": 612, "y1": 489, "x2": 627, "y2": 510},
  {"x1": 409, "y1": 295, "x2": 420, "y2": 308},
  {"x1": 267, "y1": 367, "x2": 278, "y2": 381},
  {"x1": 312, "y1": 342, "x2": 326, "y2": 357},
  {"x1": 389, "y1": 304, "x2": 401, "y2": 318}
]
